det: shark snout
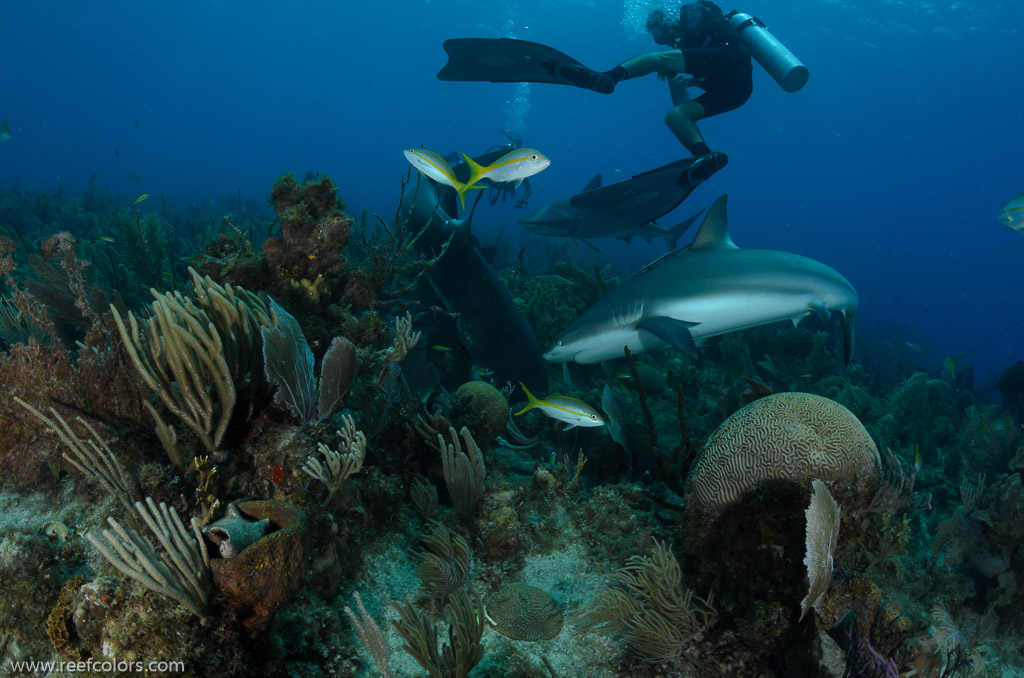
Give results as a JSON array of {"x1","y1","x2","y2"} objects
[{"x1": 543, "y1": 338, "x2": 573, "y2": 362}]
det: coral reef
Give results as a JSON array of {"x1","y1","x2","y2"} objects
[{"x1": 3, "y1": 175, "x2": 1024, "y2": 678}]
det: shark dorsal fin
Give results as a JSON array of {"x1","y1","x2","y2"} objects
[
  {"x1": 688, "y1": 195, "x2": 738, "y2": 251},
  {"x1": 583, "y1": 173, "x2": 602, "y2": 191}
]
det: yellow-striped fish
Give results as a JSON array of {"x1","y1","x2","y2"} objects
[
  {"x1": 404, "y1": 148, "x2": 462, "y2": 189},
  {"x1": 999, "y1": 193, "x2": 1024, "y2": 232},
  {"x1": 461, "y1": 147, "x2": 550, "y2": 187},
  {"x1": 133, "y1": 193, "x2": 149, "y2": 205},
  {"x1": 514, "y1": 382, "x2": 604, "y2": 430},
  {"x1": 403, "y1": 148, "x2": 482, "y2": 210},
  {"x1": 404, "y1": 146, "x2": 550, "y2": 210}
]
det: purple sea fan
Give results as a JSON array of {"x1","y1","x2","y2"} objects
[{"x1": 261, "y1": 298, "x2": 357, "y2": 423}]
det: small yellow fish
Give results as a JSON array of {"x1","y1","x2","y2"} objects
[
  {"x1": 404, "y1": 146, "x2": 550, "y2": 210},
  {"x1": 914, "y1": 444, "x2": 922, "y2": 473},
  {"x1": 999, "y1": 193, "x2": 1024, "y2": 232},
  {"x1": 461, "y1": 147, "x2": 551, "y2": 186},
  {"x1": 133, "y1": 193, "x2": 149, "y2": 205},
  {"x1": 432, "y1": 345, "x2": 452, "y2": 352},
  {"x1": 943, "y1": 352, "x2": 963, "y2": 379},
  {"x1": 515, "y1": 381, "x2": 604, "y2": 430},
  {"x1": 403, "y1": 148, "x2": 481, "y2": 210},
  {"x1": 99, "y1": 236, "x2": 116, "y2": 243}
]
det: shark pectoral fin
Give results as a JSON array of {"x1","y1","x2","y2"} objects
[
  {"x1": 636, "y1": 317, "x2": 700, "y2": 358},
  {"x1": 808, "y1": 301, "x2": 831, "y2": 323}
]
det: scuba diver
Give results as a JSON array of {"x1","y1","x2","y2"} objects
[
  {"x1": 439, "y1": 1, "x2": 807, "y2": 181},
  {"x1": 632, "y1": 1, "x2": 752, "y2": 167},
  {"x1": 444, "y1": 130, "x2": 533, "y2": 209}
]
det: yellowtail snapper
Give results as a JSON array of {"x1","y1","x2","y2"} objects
[
  {"x1": 515, "y1": 381, "x2": 605, "y2": 430},
  {"x1": 999, "y1": 193, "x2": 1024, "y2": 232},
  {"x1": 404, "y1": 146, "x2": 550, "y2": 210}
]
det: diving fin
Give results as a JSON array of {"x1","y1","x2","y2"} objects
[{"x1": 438, "y1": 38, "x2": 615, "y2": 93}]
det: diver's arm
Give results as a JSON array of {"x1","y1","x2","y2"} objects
[{"x1": 514, "y1": 179, "x2": 532, "y2": 209}]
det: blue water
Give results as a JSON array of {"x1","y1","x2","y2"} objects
[{"x1": 2, "y1": 0, "x2": 1022, "y2": 387}]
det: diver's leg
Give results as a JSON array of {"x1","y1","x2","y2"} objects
[
  {"x1": 666, "y1": 101, "x2": 728, "y2": 180},
  {"x1": 571, "y1": 49, "x2": 687, "y2": 94},
  {"x1": 616, "y1": 50, "x2": 686, "y2": 79},
  {"x1": 665, "y1": 101, "x2": 707, "y2": 152}
]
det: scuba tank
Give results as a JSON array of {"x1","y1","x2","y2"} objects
[{"x1": 725, "y1": 10, "x2": 809, "y2": 93}]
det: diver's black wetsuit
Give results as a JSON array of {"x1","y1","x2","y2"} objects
[{"x1": 672, "y1": 12, "x2": 752, "y2": 117}]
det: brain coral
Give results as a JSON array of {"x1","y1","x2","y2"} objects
[
  {"x1": 484, "y1": 583, "x2": 563, "y2": 641},
  {"x1": 687, "y1": 392, "x2": 880, "y2": 514}
]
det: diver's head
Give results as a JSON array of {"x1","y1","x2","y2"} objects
[{"x1": 646, "y1": 8, "x2": 680, "y2": 46}]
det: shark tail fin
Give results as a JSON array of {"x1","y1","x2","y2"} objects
[
  {"x1": 514, "y1": 380, "x2": 541, "y2": 416},
  {"x1": 664, "y1": 210, "x2": 704, "y2": 250}
]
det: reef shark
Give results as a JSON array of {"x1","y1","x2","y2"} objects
[
  {"x1": 399, "y1": 172, "x2": 549, "y2": 391},
  {"x1": 517, "y1": 157, "x2": 710, "y2": 248},
  {"x1": 543, "y1": 195, "x2": 858, "y2": 364}
]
